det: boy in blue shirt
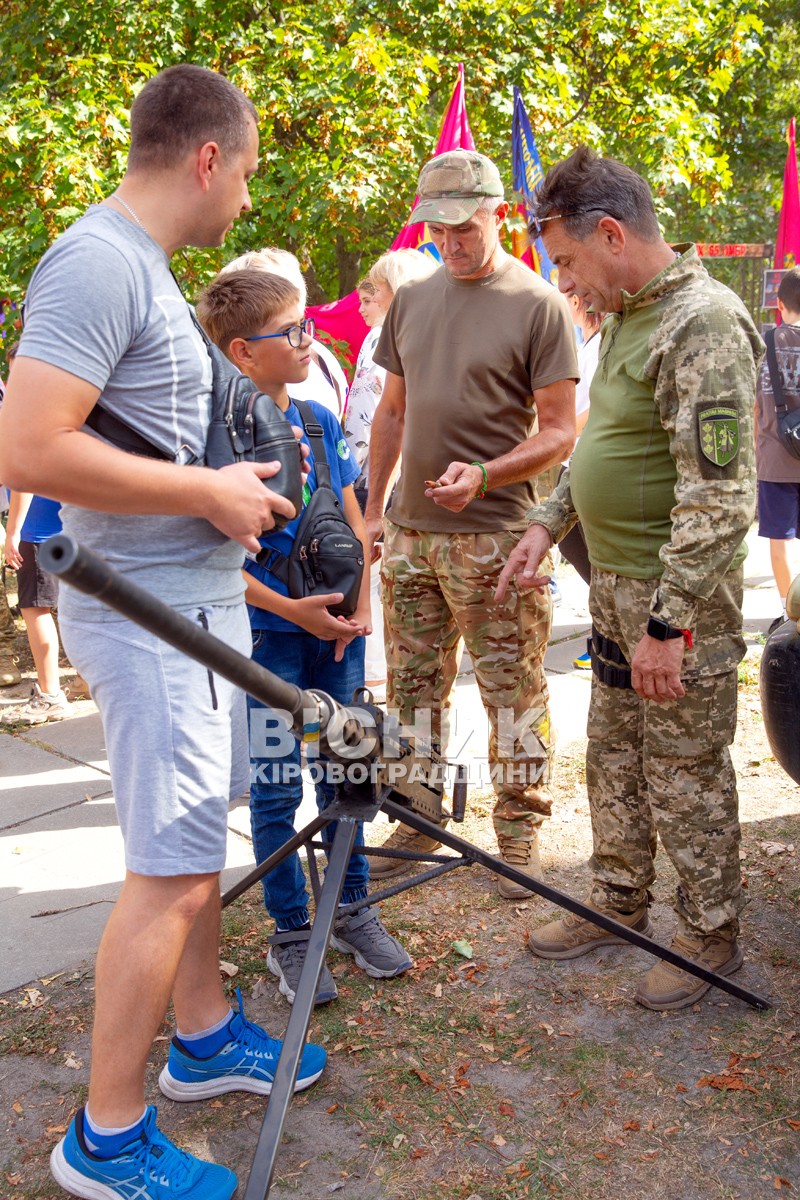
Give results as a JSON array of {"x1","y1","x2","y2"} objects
[{"x1": 197, "y1": 270, "x2": 412, "y2": 1006}]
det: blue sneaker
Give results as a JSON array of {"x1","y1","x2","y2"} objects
[
  {"x1": 50, "y1": 1105, "x2": 236, "y2": 1199},
  {"x1": 158, "y1": 990, "x2": 326, "y2": 1101}
]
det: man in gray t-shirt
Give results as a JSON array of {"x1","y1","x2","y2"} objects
[{"x1": 0, "y1": 65, "x2": 324, "y2": 1200}]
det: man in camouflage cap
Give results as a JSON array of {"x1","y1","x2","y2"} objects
[
  {"x1": 497, "y1": 145, "x2": 762, "y2": 1009},
  {"x1": 364, "y1": 149, "x2": 579, "y2": 896}
]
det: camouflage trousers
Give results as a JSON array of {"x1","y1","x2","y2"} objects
[
  {"x1": 586, "y1": 568, "x2": 745, "y2": 937},
  {"x1": 381, "y1": 520, "x2": 553, "y2": 840}
]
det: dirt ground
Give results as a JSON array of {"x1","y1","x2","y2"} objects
[{"x1": 1, "y1": 648, "x2": 799, "y2": 1200}]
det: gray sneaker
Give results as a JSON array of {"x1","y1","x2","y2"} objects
[
  {"x1": 267, "y1": 934, "x2": 338, "y2": 1006},
  {"x1": 331, "y1": 906, "x2": 413, "y2": 978},
  {"x1": 0, "y1": 684, "x2": 70, "y2": 725}
]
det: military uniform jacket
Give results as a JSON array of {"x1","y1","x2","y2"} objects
[{"x1": 530, "y1": 244, "x2": 763, "y2": 636}]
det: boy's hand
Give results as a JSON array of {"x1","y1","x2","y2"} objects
[
  {"x1": 4, "y1": 532, "x2": 22, "y2": 570},
  {"x1": 292, "y1": 593, "x2": 361, "y2": 647}
]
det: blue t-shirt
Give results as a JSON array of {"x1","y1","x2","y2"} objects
[
  {"x1": 21, "y1": 496, "x2": 62, "y2": 543},
  {"x1": 245, "y1": 398, "x2": 359, "y2": 633}
]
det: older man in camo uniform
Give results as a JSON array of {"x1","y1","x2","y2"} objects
[{"x1": 497, "y1": 146, "x2": 762, "y2": 1010}]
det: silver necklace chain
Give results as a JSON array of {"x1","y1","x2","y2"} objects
[{"x1": 110, "y1": 192, "x2": 149, "y2": 236}]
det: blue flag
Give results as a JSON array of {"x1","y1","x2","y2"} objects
[{"x1": 511, "y1": 87, "x2": 557, "y2": 284}]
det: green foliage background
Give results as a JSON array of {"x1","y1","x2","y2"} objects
[{"x1": 0, "y1": 0, "x2": 796, "y2": 359}]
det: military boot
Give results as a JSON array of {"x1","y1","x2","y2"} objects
[
  {"x1": 367, "y1": 822, "x2": 445, "y2": 880},
  {"x1": 527, "y1": 900, "x2": 653, "y2": 959},
  {"x1": 635, "y1": 929, "x2": 743, "y2": 1011},
  {"x1": 0, "y1": 653, "x2": 21, "y2": 687},
  {"x1": 497, "y1": 831, "x2": 543, "y2": 899}
]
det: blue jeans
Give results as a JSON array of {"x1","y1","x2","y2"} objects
[{"x1": 248, "y1": 628, "x2": 369, "y2": 930}]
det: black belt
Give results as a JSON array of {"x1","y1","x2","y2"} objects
[{"x1": 588, "y1": 627, "x2": 632, "y2": 689}]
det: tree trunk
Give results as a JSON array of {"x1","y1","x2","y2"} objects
[{"x1": 336, "y1": 234, "x2": 361, "y2": 298}]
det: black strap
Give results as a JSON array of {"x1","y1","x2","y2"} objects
[
  {"x1": 293, "y1": 399, "x2": 333, "y2": 490},
  {"x1": 83, "y1": 293, "x2": 216, "y2": 463},
  {"x1": 764, "y1": 327, "x2": 789, "y2": 416},
  {"x1": 84, "y1": 404, "x2": 172, "y2": 460},
  {"x1": 254, "y1": 400, "x2": 333, "y2": 578},
  {"x1": 588, "y1": 628, "x2": 633, "y2": 690}
]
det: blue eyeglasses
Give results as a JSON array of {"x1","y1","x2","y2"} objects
[{"x1": 245, "y1": 317, "x2": 316, "y2": 348}]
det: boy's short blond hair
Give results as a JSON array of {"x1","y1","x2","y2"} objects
[{"x1": 196, "y1": 270, "x2": 301, "y2": 357}]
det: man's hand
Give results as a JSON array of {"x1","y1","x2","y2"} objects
[
  {"x1": 364, "y1": 513, "x2": 384, "y2": 563},
  {"x1": 494, "y1": 525, "x2": 553, "y2": 603},
  {"x1": 206, "y1": 461, "x2": 297, "y2": 551},
  {"x1": 631, "y1": 634, "x2": 686, "y2": 702},
  {"x1": 349, "y1": 602, "x2": 373, "y2": 639},
  {"x1": 425, "y1": 461, "x2": 483, "y2": 513}
]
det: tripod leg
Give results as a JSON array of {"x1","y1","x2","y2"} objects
[
  {"x1": 221, "y1": 812, "x2": 330, "y2": 908},
  {"x1": 243, "y1": 815, "x2": 359, "y2": 1200},
  {"x1": 379, "y1": 797, "x2": 771, "y2": 1012}
]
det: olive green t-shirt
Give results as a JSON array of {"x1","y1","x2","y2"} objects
[
  {"x1": 570, "y1": 303, "x2": 677, "y2": 576},
  {"x1": 374, "y1": 256, "x2": 578, "y2": 533}
]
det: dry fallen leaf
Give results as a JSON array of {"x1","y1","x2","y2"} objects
[
  {"x1": 697, "y1": 1074, "x2": 758, "y2": 1094},
  {"x1": 11, "y1": 1102, "x2": 23, "y2": 1115},
  {"x1": 760, "y1": 841, "x2": 793, "y2": 857},
  {"x1": 64, "y1": 1052, "x2": 82, "y2": 1070},
  {"x1": 787, "y1": 1119, "x2": 800, "y2": 1131},
  {"x1": 623, "y1": 1121, "x2": 640, "y2": 1132},
  {"x1": 492, "y1": 1134, "x2": 507, "y2": 1147},
  {"x1": 219, "y1": 961, "x2": 238, "y2": 978}
]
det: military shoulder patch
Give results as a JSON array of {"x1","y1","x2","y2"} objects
[{"x1": 698, "y1": 405, "x2": 739, "y2": 467}]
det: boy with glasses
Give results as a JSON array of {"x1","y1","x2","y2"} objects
[{"x1": 197, "y1": 269, "x2": 412, "y2": 1008}]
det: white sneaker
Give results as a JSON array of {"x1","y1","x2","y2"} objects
[{"x1": 1, "y1": 684, "x2": 71, "y2": 724}]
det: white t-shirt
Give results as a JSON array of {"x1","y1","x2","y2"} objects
[
  {"x1": 289, "y1": 340, "x2": 348, "y2": 419},
  {"x1": 343, "y1": 325, "x2": 386, "y2": 485}
]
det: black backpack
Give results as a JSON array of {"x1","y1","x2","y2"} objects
[
  {"x1": 257, "y1": 401, "x2": 364, "y2": 617},
  {"x1": 764, "y1": 326, "x2": 800, "y2": 461}
]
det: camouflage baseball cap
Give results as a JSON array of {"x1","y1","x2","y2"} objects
[{"x1": 414, "y1": 150, "x2": 505, "y2": 225}]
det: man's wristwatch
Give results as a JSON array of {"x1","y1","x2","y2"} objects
[{"x1": 646, "y1": 616, "x2": 693, "y2": 649}]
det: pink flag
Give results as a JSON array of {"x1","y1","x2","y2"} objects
[
  {"x1": 391, "y1": 63, "x2": 476, "y2": 251},
  {"x1": 308, "y1": 66, "x2": 476, "y2": 366},
  {"x1": 775, "y1": 117, "x2": 800, "y2": 271}
]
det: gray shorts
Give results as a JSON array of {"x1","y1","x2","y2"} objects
[{"x1": 59, "y1": 603, "x2": 251, "y2": 876}]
